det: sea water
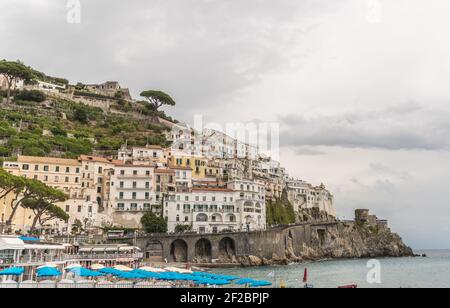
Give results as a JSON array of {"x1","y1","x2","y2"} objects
[{"x1": 213, "y1": 250, "x2": 450, "y2": 288}]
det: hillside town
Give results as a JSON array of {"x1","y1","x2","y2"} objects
[{"x1": 0, "y1": 66, "x2": 335, "y2": 237}]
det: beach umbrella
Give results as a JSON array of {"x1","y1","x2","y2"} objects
[
  {"x1": 139, "y1": 266, "x2": 165, "y2": 273},
  {"x1": 91, "y1": 264, "x2": 105, "y2": 270},
  {"x1": 65, "y1": 264, "x2": 82, "y2": 271},
  {"x1": 250, "y1": 280, "x2": 272, "y2": 287},
  {"x1": 37, "y1": 263, "x2": 58, "y2": 270},
  {"x1": 0, "y1": 267, "x2": 24, "y2": 276},
  {"x1": 99, "y1": 268, "x2": 124, "y2": 276},
  {"x1": 236, "y1": 278, "x2": 256, "y2": 285},
  {"x1": 117, "y1": 271, "x2": 147, "y2": 280},
  {"x1": 37, "y1": 267, "x2": 62, "y2": 278},
  {"x1": 114, "y1": 265, "x2": 133, "y2": 272},
  {"x1": 70, "y1": 267, "x2": 105, "y2": 278}
]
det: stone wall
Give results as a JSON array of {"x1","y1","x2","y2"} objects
[{"x1": 109, "y1": 210, "x2": 413, "y2": 266}]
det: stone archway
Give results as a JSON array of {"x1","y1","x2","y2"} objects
[
  {"x1": 170, "y1": 239, "x2": 188, "y2": 263},
  {"x1": 146, "y1": 240, "x2": 164, "y2": 262},
  {"x1": 219, "y1": 237, "x2": 236, "y2": 262},
  {"x1": 195, "y1": 239, "x2": 212, "y2": 263}
]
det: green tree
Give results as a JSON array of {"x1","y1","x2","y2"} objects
[
  {"x1": 5, "y1": 178, "x2": 66, "y2": 228},
  {"x1": 15, "y1": 90, "x2": 46, "y2": 102},
  {"x1": 0, "y1": 60, "x2": 34, "y2": 104},
  {"x1": 21, "y1": 185, "x2": 68, "y2": 231},
  {"x1": 140, "y1": 90, "x2": 176, "y2": 112},
  {"x1": 141, "y1": 211, "x2": 167, "y2": 233},
  {"x1": 71, "y1": 219, "x2": 84, "y2": 235},
  {"x1": 73, "y1": 107, "x2": 88, "y2": 124}
]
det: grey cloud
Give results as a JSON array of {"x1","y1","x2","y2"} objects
[
  {"x1": 279, "y1": 104, "x2": 450, "y2": 151},
  {"x1": 0, "y1": 0, "x2": 341, "y2": 122}
]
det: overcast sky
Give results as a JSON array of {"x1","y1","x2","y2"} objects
[{"x1": 2, "y1": 0, "x2": 450, "y2": 249}]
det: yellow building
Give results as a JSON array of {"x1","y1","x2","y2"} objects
[
  {"x1": 0, "y1": 191, "x2": 34, "y2": 234},
  {"x1": 2, "y1": 156, "x2": 89, "y2": 233},
  {"x1": 169, "y1": 155, "x2": 208, "y2": 179}
]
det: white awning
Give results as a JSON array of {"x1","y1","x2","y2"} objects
[
  {"x1": 0, "y1": 237, "x2": 25, "y2": 251},
  {"x1": 105, "y1": 247, "x2": 119, "y2": 252},
  {"x1": 23, "y1": 244, "x2": 65, "y2": 251},
  {"x1": 79, "y1": 247, "x2": 92, "y2": 252},
  {"x1": 92, "y1": 247, "x2": 106, "y2": 252},
  {"x1": 118, "y1": 246, "x2": 134, "y2": 252}
]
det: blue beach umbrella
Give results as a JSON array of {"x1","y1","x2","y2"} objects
[
  {"x1": 99, "y1": 268, "x2": 124, "y2": 276},
  {"x1": 37, "y1": 267, "x2": 62, "y2": 278},
  {"x1": 236, "y1": 278, "x2": 256, "y2": 285},
  {"x1": 250, "y1": 281, "x2": 272, "y2": 287},
  {"x1": 0, "y1": 267, "x2": 24, "y2": 276},
  {"x1": 71, "y1": 267, "x2": 105, "y2": 277}
]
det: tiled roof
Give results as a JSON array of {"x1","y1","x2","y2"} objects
[
  {"x1": 79, "y1": 155, "x2": 121, "y2": 165},
  {"x1": 17, "y1": 156, "x2": 81, "y2": 166}
]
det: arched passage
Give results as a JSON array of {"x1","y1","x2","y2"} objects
[
  {"x1": 146, "y1": 240, "x2": 164, "y2": 262},
  {"x1": 195, "y1": 239, "x2": 212, "y2": 263},
  {"x1": 219, "y1": 237, "x2": 236, "y2": 262},
  {"x1": 170, "y1": 239, "x2": 188, "y2": 262}
]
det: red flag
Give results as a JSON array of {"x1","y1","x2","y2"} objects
[{"x1": 303, "y1": 268, "x2": 308, "y2": 283}]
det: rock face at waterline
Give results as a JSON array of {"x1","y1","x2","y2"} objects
[{"x1": 236, "y1": 209, "x2": 414, "y2": 267}]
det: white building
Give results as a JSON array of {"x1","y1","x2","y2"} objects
[
  {"x1": 109, "y1": 163, "x2": 159, "y2": 229},
  {"x1": 227, "y1": 180, "x2": 266, "y2": 231},
  {"x1": 165, "y1": 188, "x2": 239, "y2": 234},
  {"x1": 165, "y1": 180, "x2": 266, "y2": 234},
  {"x1": 36, "y1": 80, "x2": 66, "y2": 93},
  {"x1": 118, "y1": 145, "x2": 165, "y2": 165},
  {"x1": 286, "y1": 179, "x2": 336, "y2": 217}
]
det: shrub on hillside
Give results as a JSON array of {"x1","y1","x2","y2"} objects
[{"x1": 15, "y1": 90, "x2": 46, "y2": 102}]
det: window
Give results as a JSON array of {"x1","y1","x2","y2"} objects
[
  {"x1": 75, "y1": 177, "x2": 79, "y2": 183},
  {"x1": 88, "y1": 206, "x2": 92, "y2": 213},
  {"x1": 55, "y1": 166, "x2": 60, "y2": 172},
  {"x1": 65, "y1": 205, "x2": 70, "y2": 212},
  {"x1": 33, "y1": 175, "x2": 38, "y2": 180},
  {"x1": 77, "y1": 206, "x2": 82, "y2": 213},
  {"x1": 97, "y1": 187, "x2": 102, "y2": 193},
  {"x1": 65, "y1": 177, "x2": 69, "y2": 183},
  {"x1": 146, "y1": 171, "x2": 150, "y2": 176},
  {"x1": 144, "y1": 203, "x2": 151, "y2": 210},
  {"x1": 133, "y1": 170, "x2": 138, "y2": 176},
  {"x1": 98, "y1": 167, "x2": 103, "y2": 174},
  {"x1": 55, "y1": 176, "x2": 59, "y2": 182},
  {"x1": 76, "y1": 167, "x2": 80, "y2": 173},
  {"x1": 176, "y1": 215, "x2": 180, "y2": 222},
  {"x1": 145, "y1": 182, "x2": 150, "y2": 189},
  {"x1": 120, "y1": 170, "x2": 125, "y2": 175},
  {"x1": 130, "y1": 203, "x2": 138, "y2": 211},
  {"x1": 44, "y1": 165, "x2": 49, "y2": 172},
  {"x1": 119, "y1": 192, "x2": 124, "y2": 200},
  {"x1": 177, "y1": 204, "x2": 180, "y2": 211},
  {"x1": 145, "y1": 192, "x2": 150, "y2": 200},
  {"x1": 132, "y1": 192, "x2": 137, "y2": 199},
  {"x1": 44, "y1": 176, "x2": 48, "y2": 182},
  {"x1": 34, "y1": 165, "x2": 39, "y2": 171},
  {"x1": 120, "y1": 181, "x2": 124, "y2": 188},
  {"x1": 22, "y1": 164, "x2": 29, "y2": 170},
  {"x1": 66, "y1": 167, "x2": 70, "y2": 173},
  {"x1": 133, "y1": 182, "x2": 137, "y2": 188},
  {"x1": 118, "y1": 203, "x2": 125, "y2": 210}
]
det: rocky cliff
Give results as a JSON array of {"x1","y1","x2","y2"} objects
[{"x1": 238, "y1": 209, "x2": 414, "y2": 267}]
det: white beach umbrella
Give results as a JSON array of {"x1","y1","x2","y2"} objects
[
  {"x1": 91, "y1": 264, "x2": 106, "y2": 270},
  {"x1": 113, "y1": 265, "x2": 133, "y2": 272},
  {"x1": 165, "y1": 267, "x2": 193, "y2": 274},
  {"x1": 65, "y1": 264, "x2": 82, "y2": 270},
  {"x1": 37, "y1": 263, "x2": 58, "y2": 270},
  {"x1": 139, "y1": 266, "x2": 166, "y2": 273}
]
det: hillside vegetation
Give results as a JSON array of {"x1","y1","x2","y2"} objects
[{"x1": 0, "y1": 91, "x2": 170, "y2": 160}]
